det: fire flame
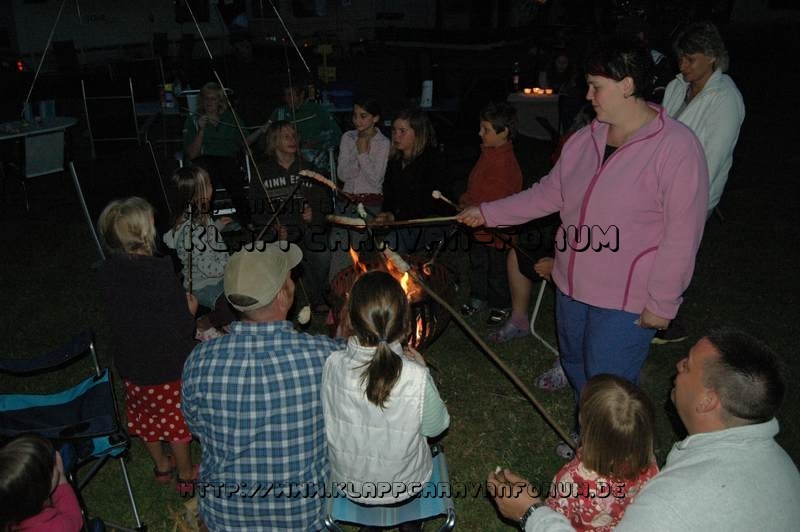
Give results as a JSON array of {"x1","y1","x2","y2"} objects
[
  {"x1": 342, "y1": 251, "x2": 426, "y2": 346},
  {"x1": 348, "y1": 247, "x2": 367, "y2": 273}
]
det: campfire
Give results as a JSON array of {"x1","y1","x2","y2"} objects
[{"x1": 329, "y1": 249, "x2": 454, "y2": 349}]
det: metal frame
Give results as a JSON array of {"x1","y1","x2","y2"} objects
[{"x1": 530, "y1": 280, "x2": 559, "y2": 356}]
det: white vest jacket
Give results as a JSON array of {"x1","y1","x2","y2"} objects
[{"x1": 322, "y1": 338, "x2": 432, "y2": 505}]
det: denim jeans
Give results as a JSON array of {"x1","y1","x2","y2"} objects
[{"x1": 555, "y1": 289, "x2": 656, "y2": 402}]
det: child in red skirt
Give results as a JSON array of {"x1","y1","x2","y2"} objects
[{"x1": 97, "y1": 197, "x2": 199, "y2": 494}]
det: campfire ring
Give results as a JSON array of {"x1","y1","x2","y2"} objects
[{"x1": 328, "y1": 255, "x2": 455, "y2": 349}]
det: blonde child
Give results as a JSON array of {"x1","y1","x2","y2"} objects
[
  {"x1": 491, "y1": 374, "x2": 658, "y2": 531},
  {"x1": 544, "y1": 374, "x2": 658, "y2": 530},
  {"x1": 0, "y1": 435, "x2": 82, "y2": 532},
  {"x1": 96, "y1": 197, "x2": 198, "y2": 495},
  {"x1": 322, "y1": 271, "x2": 450, "y2": 531}
]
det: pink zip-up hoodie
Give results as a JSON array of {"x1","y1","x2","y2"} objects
[{"x1": 481, "y1": 104, "x2": 708, "y2": 319}]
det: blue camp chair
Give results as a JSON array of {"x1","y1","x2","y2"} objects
[
  {"x1": 0, "y1": 330, "x2": 144, "y2": 531},
  {"x1": 324, "y1": 443, "x2": 456, "y2": 531}
]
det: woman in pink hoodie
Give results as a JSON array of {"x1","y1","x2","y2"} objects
[{"x1": 458, "y1": 39, "x2": 708, "y2": 453}]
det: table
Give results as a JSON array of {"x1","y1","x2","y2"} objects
[
  {"x1": 507, "y1": 92, "x2": 560, "y2": 141},
  {"x1": 0, "y1": 116, "x2": 77, "y2": 177},
  {"x1": 0, "y1": 116, "x2": 77, "y2": 210}
]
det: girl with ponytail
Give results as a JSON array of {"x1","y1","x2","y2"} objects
[{"x1": 322, "y1": 271, "x2": 450, "y2": 524}]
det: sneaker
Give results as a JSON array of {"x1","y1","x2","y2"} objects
[
  {"x1": 487, "y1": 320, "x2": 529, "y2": 343},
  {"x1": 555, "y1": 431, "x2": 580, "y2": 460},
  {"x1": 487, "y1": 308, "x2": 510, "y2": 324},
  {"x1": 535, "y1": 360, "x2": 568, "y2": 392},
  {"x1": 460, "y1": 299, "x2": 486, "y2": 316},
  {"x1": 651, "y1": 321, "x2": 688, "y2": 345}
]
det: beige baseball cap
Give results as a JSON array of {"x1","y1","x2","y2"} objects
[{"x1": 224, "y1": 242, "x2": 302, "y2": 312}]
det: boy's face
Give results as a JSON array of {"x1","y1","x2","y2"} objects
[{"x1": 478, "y1": 120, "x2": 508, "y2": 148}]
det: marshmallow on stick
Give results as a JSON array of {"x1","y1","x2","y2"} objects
[
  {"x1": 297, "y1": 305, "x2": 311, "y2": 325},
  {"x1": 327, "y1": 214, "x2": 367, "y2": 227},
  {"x1": 382, "y1": 247, "x2": 411, "y2": 274},
  {"x1": 432, "y1": 190, "x2": 461, "y2": 211},
  {"x1": 299, "y1": 169, "x2": 338, "y2": 192}
]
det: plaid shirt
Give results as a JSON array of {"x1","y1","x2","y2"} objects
[{"x1": 182, "y1": 320, "x2": 342, "y2": 531}]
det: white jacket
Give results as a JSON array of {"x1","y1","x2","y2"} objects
[
  {"x1": 662, "y1": 69, "x2": 745, "y2": 215},
  {"x1": 322, "y1": 338, "x2": 432, "y2": 505}
]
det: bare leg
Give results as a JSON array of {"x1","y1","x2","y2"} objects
[
  {"x1": 144, "y1": 441, "x2": 173, "y2": 473},
  {"x1": 507, "y1": 249, "x2": 533, "y2": 325},
  {"x1": 169, "y1": 441, "x2": 194, "y2": 480}
]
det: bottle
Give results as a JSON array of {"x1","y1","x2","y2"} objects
[
  {"x1": 512, "y1": 61, "x2": 521, "y2": 92},
  {"x1": 164, "y1": 83, "x2": 174, "y2": 109}
]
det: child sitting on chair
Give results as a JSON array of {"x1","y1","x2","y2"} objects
[
  {"x1": 0, "y1": 434, "x2": 82, "y2": 532},
  {"x1": 322, "y1": 271, "x2": 450, "y2": 531},
  {"x1": 96, "y1": 197, "x2": 198, "y2": 495}
]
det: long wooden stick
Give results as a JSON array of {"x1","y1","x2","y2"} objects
[
  {"x1": 372, "y1": 216, "x2": 460, "y2": 227},
  {"x1": 378, "y1": 246, "x2": 577, "y2": 451}
]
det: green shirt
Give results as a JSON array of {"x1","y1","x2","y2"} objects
[{"x1": 182, "y1": 108, "x2": 243, "y2": 159}]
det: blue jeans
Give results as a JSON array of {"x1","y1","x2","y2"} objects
[{"x1": 555, "y1": 289, "x2": 655, "y2": 401}]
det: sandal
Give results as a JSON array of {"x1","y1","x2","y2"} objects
[
  {"x1": 460, "y1": 299, "x2": 486, "y2": 317},
  {"x1": 535, "y1": 360, "x2": 568, "y2": 392},
  {"x1": 487, "y1": 320, "x2": 529, "y2": 343},
  {"x1": 176, "y1": 464, "x2": 200, "y2": 497},
  {"x1": 154, "y1": 455, "x2": 176, "y2": 485},
  {"x1": 555, "y1": 432, "x2": 580, "y2": 460}
]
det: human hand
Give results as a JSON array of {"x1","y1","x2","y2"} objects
[
  {"x1": 404, "y1": 345, "x2": 426, "y2": 367},
  {"x1": 372, "y1": 211, "x2": 395, "y2": 225},
  {"x1": 302, "y1": 204, "x2": 313, "y2": 223},
  {"x1": 456, "y1": 206, "x2": 485, "y2": 227},
  {"x1": 53, "y1": 450, "x2": 68, "y2": 488},
  {"x1": 356, "y1": 134, "x2": 371, "y2": 154},
  {"x1": 487, "y1": 468, "x2": 541, "y2": 522},
  {"x1": 534, "y1": 257, "x2": 554, "y2": 282},
  {"x1": 639, "y1": 308, "x2": 670, "y2": 331},
  {"x1": 187, "y1": 293, "x2": 199, "y2": 316},
  {"x1": 217, "y1": 216, "x2": 234, "y2": 227},
  {"x1": 197, "y1": 115, "x2": 208, "y2": 130}
]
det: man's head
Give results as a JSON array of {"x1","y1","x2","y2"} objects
[
  {"x1": 672, "y1": 328, "x2": 784, "y2": 434},
  {"x1": 224, "y1": 242, "x2": 302, "y2": 321}
]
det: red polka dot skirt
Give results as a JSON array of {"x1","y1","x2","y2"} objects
[{"x1": 124, "y1": 379, "x2": 192, "y2": 443}]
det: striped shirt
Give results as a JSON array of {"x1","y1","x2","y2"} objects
[{"x1": 182, "y1": 320, "x2": 342, "y2": 531}]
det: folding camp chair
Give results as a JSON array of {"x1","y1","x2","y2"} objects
[
  {"x1": 530, "y1": 280, "x2": 559, "y2": 357},
  {"x1": 324, "y1": 444, "x2": 456, "y2": 531},
  {"x1": 0, "y1": 330, "x2": 144, "y2": 531}
]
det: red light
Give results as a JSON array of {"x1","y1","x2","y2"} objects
[{"x1": 16, "y1": 60, "x2": 23, "y2": 72}]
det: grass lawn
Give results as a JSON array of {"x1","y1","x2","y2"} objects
[
  {"x1": 1, "y1": 166, "x2": 797, "y2": 531},
  {"x1": 2, "y1": 27, "x2": 798, "y2": 525}
]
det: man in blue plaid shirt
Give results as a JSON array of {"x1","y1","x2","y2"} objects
[{"x1": 182, "y1": 242, "x2": 342, "y2": 531}]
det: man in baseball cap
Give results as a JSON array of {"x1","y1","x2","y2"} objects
[{"x1": 182, "y1": 242, "x2": 342, "y2": 531}]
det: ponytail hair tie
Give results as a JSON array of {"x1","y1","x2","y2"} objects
[{"x1": 377, "y1": 337, "x2": 388, "y2": 345}]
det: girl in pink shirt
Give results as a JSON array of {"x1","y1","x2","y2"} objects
[{"x1": 0, "y1": 435, "x2": 82, "y2": 532}]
